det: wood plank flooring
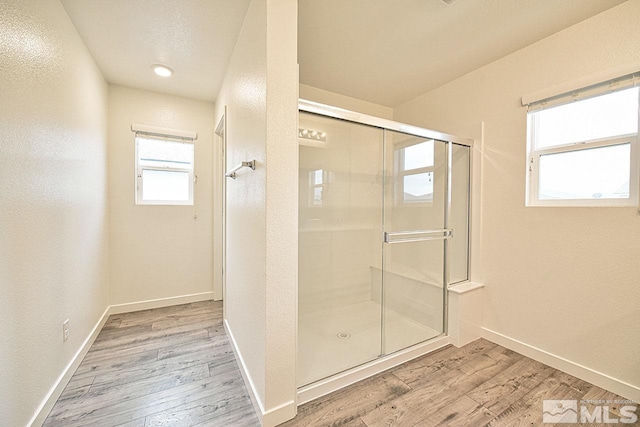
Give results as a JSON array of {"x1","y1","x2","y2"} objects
[
  {"x1": 284, "y1": 339, "x2": 636, "y2": 427},
  {"x1": 44, "y1": 301, "x2": 259, "y2": 427},
  {"x1": 46, "y1": 302, "x2": 636, "y2": 426}
]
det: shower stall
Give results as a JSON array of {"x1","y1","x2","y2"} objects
[{"x1": 297, "y1": 100, "x2": 472, "y2": 396}]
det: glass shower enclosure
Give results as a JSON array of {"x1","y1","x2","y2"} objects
[{"x1": 298, "y1": 101, "x2": 471, "y2": 387}]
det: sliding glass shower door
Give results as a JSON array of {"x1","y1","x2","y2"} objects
[
  {"x1": 382, "y1": 132, "x2": 448, "y2": 354},
  {"x1": 298, "y1": 112, "x2": 384, "y2": 386},
  {"x1": 297, "y1": 107, "x2": 470, "y2": 388}
]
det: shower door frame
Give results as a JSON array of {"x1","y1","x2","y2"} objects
[{"x1": 297, "y1": 99, "x2": 474, "y2": 404}]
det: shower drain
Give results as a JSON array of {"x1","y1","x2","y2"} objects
[{"x1": 336, "y1": 332, "x2": 351, "y2": 339}]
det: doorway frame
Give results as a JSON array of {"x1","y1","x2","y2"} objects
[{"x1": 214, "y1": 107, "x2": 227, "y2": 304}]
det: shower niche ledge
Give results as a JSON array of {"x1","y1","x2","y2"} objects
[{"x1": 448, "y1": 281, "x2": 484, "y2": 348}]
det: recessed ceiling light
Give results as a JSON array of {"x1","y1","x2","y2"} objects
[{"x1": 152, "y1": 64, "x2": 173, "y2": 77}]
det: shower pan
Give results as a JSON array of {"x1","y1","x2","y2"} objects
[{"x1": 297, "y1": 100, "x2": 471, "y2": 398}]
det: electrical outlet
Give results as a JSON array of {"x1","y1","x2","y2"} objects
[{"x1": 63, "y1": 319, "x2": 70, "y2": 342}]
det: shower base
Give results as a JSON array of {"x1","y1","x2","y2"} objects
[{"x1": 298, "y1": 300, "x2": 440, "y2": 387}]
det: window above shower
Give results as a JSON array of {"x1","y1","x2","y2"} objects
[
  {"x1": 525, "y1": 74, "x2": 640, "y2": 207},
  {"x1": 395, "y1": 139, "x2": 435, "y2": 205}
]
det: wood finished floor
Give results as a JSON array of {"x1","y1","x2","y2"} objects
[
  {"x1": 44, "y1": 301, "x2": 259, "y2": 427},
  {"x1": 286, "y1": 340, "x2": 635, "y2": 427},
  {"x1": 45, "y1": 302, "x2": 635, "y2": 426}
]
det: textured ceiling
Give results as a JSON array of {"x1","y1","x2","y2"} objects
[
  {"x1": 60, "y1": 0, "x2": 251, "y2": 102},
  {"x1": 61, "y1": 0, "x2": 626, "y2": 106},
  {"x1": 298, "y1": 0, "x2": 627, "y2": 107}
]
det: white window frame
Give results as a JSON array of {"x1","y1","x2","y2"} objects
[
  {"x1": 135, "y1": 135, "x2": 195, "y2": 206},
  {"x1": 526, "y1": 80, "x2": 640, "y2": 208},
  {"x1": 308, "y1": 169, "x2": 328, "y2": 207},
  {"x1": 395, "y1": 139, "x2": 435, "y2": 206}
]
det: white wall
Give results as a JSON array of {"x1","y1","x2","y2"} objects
[
  {"x1": 213, "y1": 0, "x2": 298, "y2": 425},
  {"x1": 395, "y1": 1, "x2": 640, "y2": 400},
  {"x1": 264, "y1": 0, "x2": 298, "y2": 417},
  {"x1": 300, "y1": 83, "x2": 393, "y2": 119},
  {"x1": 0, "y1": 1, "x2": 109, "y2": 425},
  {"x1": 108, "y1": 85, "x2": 215, "y2": 305},
  {"x1": 214, "y1": 0, "x2": 268, "y2": 412}
]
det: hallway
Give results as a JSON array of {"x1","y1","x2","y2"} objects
[{"x1": 44, "y1": 302, "x2": 258, "y2": 426}]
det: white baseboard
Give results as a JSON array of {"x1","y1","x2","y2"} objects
[
  {"x1": 482, "y1": 327, "x2": 640, "y2": 402},
  {"x1": 223, "y1": 319, "x2": 265, "y2": 423},
  {"x1": 263, "y1": 399, "x2": 297, "y2": 427},
  {"x1": 29, "y1": 292, "x2": 216, "y2": 426},
  {"x1": 109, "y1": 291, "x2": 215, "y2": 314},
  {"x1": 224, "y1": 319, "x2": 296, "y2": 427},
  {"x1": 28, "y1": 306, "x2": 111, "y2": 427}
]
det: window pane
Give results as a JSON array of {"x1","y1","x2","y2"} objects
[
  {"x1": 142, "y1": 169, "x2": 190, "y2": 202},
  {"x1": 313, "y1": 187, "x2": 322, "y2": 206},
  {"x1": 533, "y1": 87, "x2": 639, "y2": 150},
  {"x1": 538, "y1": 144, "x2": 630, "y2": 200},
  {"x1": 403, "y1": 140, "x2": 434, "y2": 170},
  {"x1": 403, "y1": 172, "x2": 433, "y2": 202},
  {"x1": 138, "y1": 137, "x2": 194, "y2": 168},
  {"x1": 311, "y1": 169, "x2": 323, "y2": 185}
]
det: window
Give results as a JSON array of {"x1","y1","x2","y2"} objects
[
  {"x1": 309, "y1": 169, "x2": 327, "y2": 206},
  {"x1": 396, "y1": 139, "x2": 435, "y2": 204},
  {"x1": 135, "y1": 136, "x2": 195, "y2": 205},
  {"x1": 526, "y1": 80, "x2": 639, "y2": 207}
]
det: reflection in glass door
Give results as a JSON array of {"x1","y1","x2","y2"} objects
[{"x1": 382, "y1": 132, "x2": 448, "y2": 354}]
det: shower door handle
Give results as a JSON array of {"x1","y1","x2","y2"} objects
[{"x1": 383, "y1": 229, "x2": 453, "y2": 244}]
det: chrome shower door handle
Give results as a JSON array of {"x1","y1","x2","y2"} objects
[{"x1": 383, "y1": 229, "x2": 453, "y2": 244}]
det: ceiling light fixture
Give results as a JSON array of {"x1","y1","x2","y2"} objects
[{"x1": 152, "y1": 64, "x2": 174, "y2": 77}]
